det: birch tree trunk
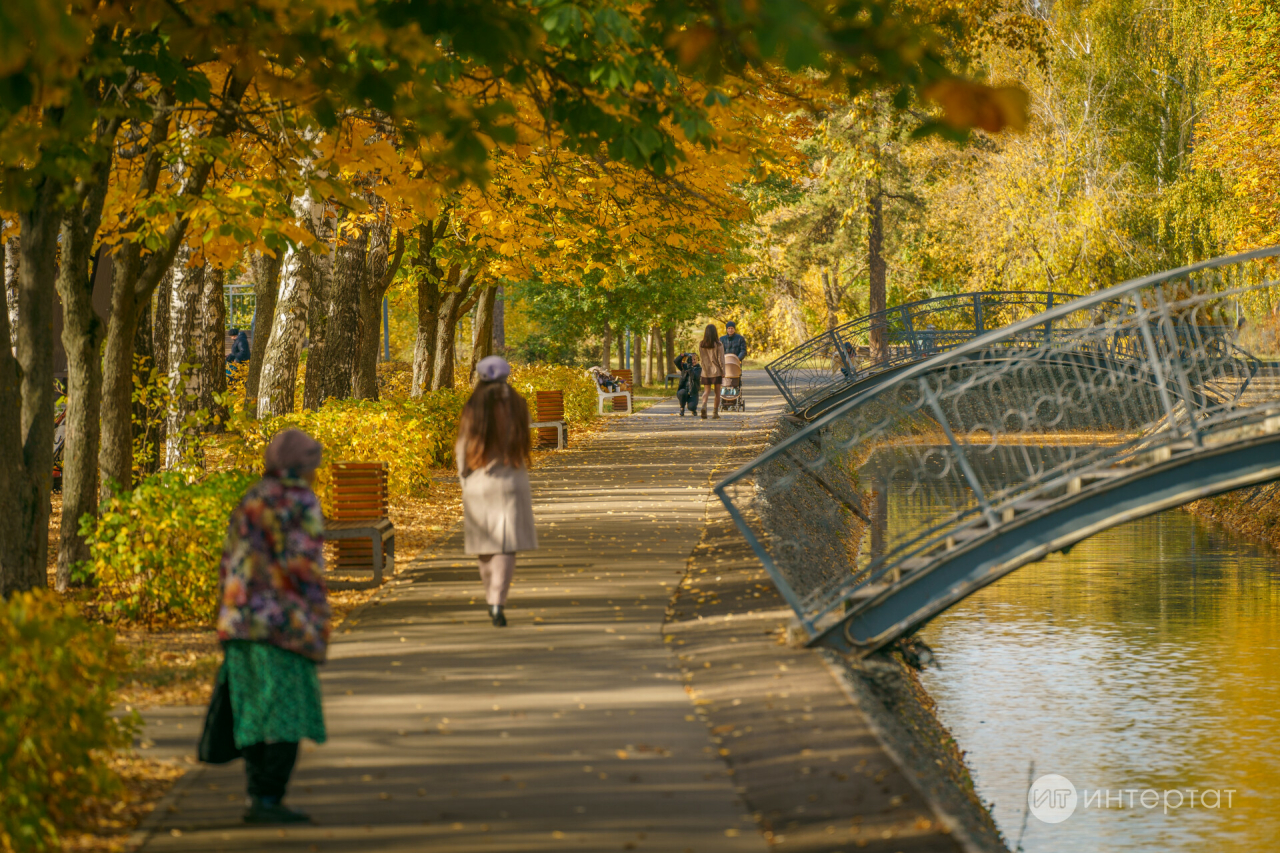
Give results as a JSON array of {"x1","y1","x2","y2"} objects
[
  {"x1": 304, "y1": 220, "x2": 363, "y2": 409},
  {"x1": 601, "y1": 321, "x2": 612, "y2": 369},
  {"x1": 163, "y1": 245, "x2": 204, "y2": 468},
  {"x1": 198, "y1": 268, "x2": 227, "y2": 431},
  {"x1": 3, "y1": 227, "x2": 18, "y2": 355},
  {"x1": 245, "y1": 250, "x2": 281, "y2": 415},
  {"x1": 258, "y1": 199, "x2": 316, "y2": 417}
]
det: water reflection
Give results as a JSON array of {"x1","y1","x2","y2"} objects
[
  {"x1": 854, "y1": 445, "x2": 1280, "y2": 850},
  {"x1": 917, "y1": 509, "x2": 1280, "y2": 852}
]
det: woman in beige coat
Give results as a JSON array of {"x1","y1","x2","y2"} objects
[
  {"x1": 697, "y1": 324, "x2": 726, "y2": 420},
  {"x1": 455, "y1": 356, "x2": 537, "y2": 627}
]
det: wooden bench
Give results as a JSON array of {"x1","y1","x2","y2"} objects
[
  {"x1": 323, "y1": 461, "x2": 395, "y2": 589},
  {"x1": 596, "y1": 368, "x2": 633, "y2": 414},
  {"x1": 534, "y1": 390, "x2": 567, "y2": 449}
]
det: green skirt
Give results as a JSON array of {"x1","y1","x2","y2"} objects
[{"x1": 221, "y1": 640, "x2": 326, "y2": 747}]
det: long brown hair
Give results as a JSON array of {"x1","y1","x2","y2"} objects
[
  {"x1": 700, "y1": 324, "x2": 719, "y2": 349},
  {"x1": 458, "y1": 381, "x2": 532, "y2": 471}
]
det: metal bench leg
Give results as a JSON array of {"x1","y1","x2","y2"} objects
[
  {"x1": 384, "y1": 532, "x2": 395, "y2": 578},
  {"x1": 371, "y1": 531, "x2": 383, "y2": 586}
]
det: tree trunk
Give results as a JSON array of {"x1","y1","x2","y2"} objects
[
  {"x1": 99, "y1": 78, "x2": 246, "y2": 495},
  {"x1": 411, "y1": 220, "x2": 446, "y2": 396},
  {"x1": 664, "y1": 326, "x2": 676, "y2": 373},
  {"x1": 635, "y1": 328, "x2": 645, "y2": 384},
  {"x1": 3, "y1": 227, "x2": 18, "y2": 354},
  {"x1": 867, "y1": 183, "x2": 887, "y2": 364},
  {"x1": 304, "y1": 221, "x2": 363, "y2": 409},
  {"x1": 245, "y1": 250, "x2": 281, "y2": 415},
  {"x1": 821, "y1": 267, "x2": 841, "y2": 333},
  {"x1": 492, "y1": 285, "x2": 505, "y2": 353},
  {"x1": 648, "y1": 325, "x2": 658, "y2": 384},
  {"x1": 100, "y1": 241, "x2": 142, "y2": 495},
  {"x1": 258, "y1": 192, "x2": 319, "y2": 417},
  {"x1": 354, "y1": 226, "x2": 404, "y2": 400},
  {"x1": 431, "y1": 266, "x2": 479, "y2": 392},
  {"x1": 164, "y1": 246, "x2": 205, "y2": 467},
  {"x1": 601, "y1": 321, "x2": 612, "y2": 369},
  {"x1": 617, "y1": 327, "x2": 626, "y2": 370},
  {"x1": 132, "y1": 270, "x2": 168, "y2": 478},
  {"x1": 198, "y1": 267, "x2": 227, "y2": 431},
  {"x1": 55, "y1": 184, "x2": 112, "y2": 591},
  {"x1": 469, "y1": 285, "x2": 498, "y2": 380},
  {"x1": 0, "y1": 185, "x2": 60, "y2": 595}
]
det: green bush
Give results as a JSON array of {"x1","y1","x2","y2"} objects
[
  {"x1": 76, "y1": 470, "x2": 258, "y2": 627},
  {"x1": 0, "y1": 592, "x2": 132, "y2": 852}
]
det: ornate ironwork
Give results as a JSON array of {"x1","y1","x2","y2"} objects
[
  {"x1": 766, "y1": 291, "x2": 1096, "y2": 415},
  {"x1": 719, "y1": 248, "x2": 1280, "y2": 657}
]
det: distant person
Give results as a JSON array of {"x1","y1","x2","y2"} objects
[
  {"x1": 213, "y1": 428, "x2": 330, "y2": 824},
  {"x1": 675, "y1": 352, "x2": 701, "y2": 417},
  {"x1": 698, "y1": 324, "x2": 726, "y2": 420},
  {"x1": 720, "y1": 321, "x2": 747, "y2": 362},
  {"x1": 457, "y1": 356, "x2": 538, "y2": 627},
  {"x1": 227, "y1": 327, "x2": 250, "y2": 364}
]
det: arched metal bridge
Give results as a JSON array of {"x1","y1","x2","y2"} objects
[
  {"x1": 766, "y1": 291, "x2": 1085, "y2": 418},
  {"x1": 720, "y1": 248, "x2": 1280, "y2": 658}
]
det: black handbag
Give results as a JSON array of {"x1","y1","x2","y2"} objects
[{"x1": 198, "y1": 667, "x2": 242, "y2": 764}]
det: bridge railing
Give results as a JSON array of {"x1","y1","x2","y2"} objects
[
  {"x1": 764, "y1": 291, "x2": 1082, "y2": 412},
  {"x1": 720, "y1": 248, "x2": 1280, "y2": 643}
]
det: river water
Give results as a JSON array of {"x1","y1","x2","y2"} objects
[{"x1": 915, "y1": 508, "x2": 1280, "y2": 852}]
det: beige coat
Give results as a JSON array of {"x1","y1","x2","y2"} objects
[
  {"x1": 456, "y1": 437, "x2": 538, "y2": 555},
  {"x1": 699, "y1": 341, "x2": 725, "y2": 378}
]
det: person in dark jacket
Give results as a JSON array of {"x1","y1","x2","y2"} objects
[
  {"x1": 720, "y1": 322, "x2": 747, "y2": 361},
  {"x1": 227, "y1": 328, "x2": 251, "y2": 364},
  {"x1": 675, "y1": 353, "x2": 702, "y2": 417}
]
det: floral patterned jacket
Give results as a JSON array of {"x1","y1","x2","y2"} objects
[{"x1": 217, "y1": 473, "x2": 331, "y2": 663}]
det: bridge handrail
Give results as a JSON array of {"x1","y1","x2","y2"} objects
[
  {"x1": 765, "y1": 290, "x2": 1086, "y2": 412},
  {"x1": 718, "y1": 245, "x2": 1280, "y2": 646}
]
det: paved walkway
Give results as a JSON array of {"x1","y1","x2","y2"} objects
[{"x1": 140, "y1": 372, "x2": 977, "y2": 853}]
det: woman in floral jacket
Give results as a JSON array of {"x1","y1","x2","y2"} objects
[{"x1": 216, "y1": 428, "x2": 330, "y2": 824}]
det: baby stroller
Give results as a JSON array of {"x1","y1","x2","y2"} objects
[{"x1": 720, "y1": 353, "x2": 745, "y2": 411}]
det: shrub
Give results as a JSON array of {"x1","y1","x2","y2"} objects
[
  {"x1": 508, "y1": 363, "x2": 600, "y2": 430},
  {"x1": 76, "y1": 470, "x2": 259, "y2": 627},
  {"x1": 0, "y1": 593, "x2": 132, "y2": 852},
  {"x1": 221, "y1": 389, "x2": 469, "y2": 504}
]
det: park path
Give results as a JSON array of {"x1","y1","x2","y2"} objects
[{"x1": 139, "y1": 372, "x2": 975, "y2": 853}]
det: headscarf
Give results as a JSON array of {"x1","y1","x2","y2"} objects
[{"x1": 264, "y1": 428, "x2": 323, "y2": 477}]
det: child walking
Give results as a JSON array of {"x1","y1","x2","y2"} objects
[
  {"x1": 697, "y1": 324, "x2": 726, "y2": 420},
  {"x1": 456, "y1": 356, "x2": 538, "y2": 626}
]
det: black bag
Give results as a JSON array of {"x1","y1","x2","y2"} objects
[{"x1": 198, "y1": 667, "x2": 242, "y2": 764}]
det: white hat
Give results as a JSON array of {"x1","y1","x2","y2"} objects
[{"x1": 476, "y1": 355, "x2": 511, "y2": 382}]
